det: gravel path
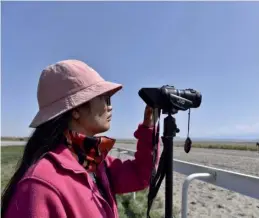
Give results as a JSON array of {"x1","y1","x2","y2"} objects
[
  {"x1": 111, "y1": 145, "x2": 259, "y2": 218},
  {"x1": 172, "y1": 147, "x2": 259, "y2": 218}
]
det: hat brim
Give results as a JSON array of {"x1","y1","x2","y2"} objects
[{"x1": 29, "y1": 81, "x2": 122, "y2": 128}]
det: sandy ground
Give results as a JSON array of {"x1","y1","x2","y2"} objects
[{"x1": 110, "y1": 144, "x2": 259, "y2": 218}]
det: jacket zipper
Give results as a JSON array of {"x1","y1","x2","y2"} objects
[
  {"x1": 103, "y1": 171, "x2": 117, "y2": 218},
  {"x1": 91, "y1": 172, "x2": 115, "y2": 218}
]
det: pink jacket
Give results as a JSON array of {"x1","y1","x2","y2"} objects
[{"x1": 5, "y1": 124, "x2": 160, "y2": 218}]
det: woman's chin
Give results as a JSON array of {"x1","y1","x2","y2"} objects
[
  {"x1": 97, "y1": 123, "x2": 111, "y2": 134},
  {"x1": 104, "y1": 122, "x2": 111, "y2": 131}
]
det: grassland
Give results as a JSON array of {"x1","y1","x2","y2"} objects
[
  {"x1": 1, "y1": 146, "x2": 24, "y2": 192},
  {"x1": 116, "y1": 139, "x2": 258, "y2": 151},
  {"x1": 174, "y1": 143, "x2": 258, "y2": 151},
  {"x1": 1, "y1": 137, "x2": 29, "y2": 141}
]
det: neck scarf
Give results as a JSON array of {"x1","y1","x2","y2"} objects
[{"x1": 64, "y1": 130, "x2": 116, "y2": 172}]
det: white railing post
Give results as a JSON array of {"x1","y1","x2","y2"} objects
[
  {"x1": 133, "y1": 192, "x2": 136, "y2": 200},
  {"x1": 181, "y1": 173, "x2": 215, "y2": 218}
]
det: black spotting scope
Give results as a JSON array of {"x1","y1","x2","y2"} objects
[{"x1": 138, "y1": 85, "x2": 202, "y2": 114}]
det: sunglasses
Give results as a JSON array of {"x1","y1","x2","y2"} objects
[
  {"x1": 99, "y1": 94, "x2": 111, "y2": 106},
  {"x1": 106, "y1": 96, "x2": 111, "y2": 106}
]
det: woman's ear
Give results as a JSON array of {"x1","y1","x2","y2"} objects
[{"x1": 72, "y1": 109, "x2": 80, "y2": 120}]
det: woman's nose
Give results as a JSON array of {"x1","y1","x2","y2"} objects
[{"x1": 107, "y1": 105, "x2": 112, "y2": 112}]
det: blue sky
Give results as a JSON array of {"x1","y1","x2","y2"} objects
[{"x1": 1, "y1": 2, "x2": 259, "y2": 140}]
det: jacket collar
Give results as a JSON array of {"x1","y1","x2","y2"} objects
[{"x1": 48, "y1": 143, "x2": 89, "y2": 174}]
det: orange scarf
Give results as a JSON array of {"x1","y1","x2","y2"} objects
[{"x1": 64, "y1": 130, "x2": 115, "y2": 172}]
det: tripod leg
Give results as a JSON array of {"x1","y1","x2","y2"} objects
[
  {"x1": 164, "y1": 137, "x2": 173, "y2": 218},
  {"x1": 163, "y1": 114, "x2": 177, "y2": 218}
]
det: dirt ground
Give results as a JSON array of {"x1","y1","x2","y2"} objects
[{"x1": 111, "y1": 145, "x2": 259, "y2": 218}]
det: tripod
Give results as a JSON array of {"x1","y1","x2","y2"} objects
[
  {"x1": 139, "y1": 85, "x2": 201, "y2": 218},
  {"x1": 163, "y1": 113, "x2": 179, "y2": 217},
  {"x1": 147, "y1": 112, "x2": 179, "y2": 218}
]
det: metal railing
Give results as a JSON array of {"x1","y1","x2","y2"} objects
[{"x1": 111, "y1": 146, "x2": 259, "y2": 218}]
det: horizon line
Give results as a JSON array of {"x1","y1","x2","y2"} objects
[{"x1": 1, "y1": 136, "x2": 258, "y2": 142}]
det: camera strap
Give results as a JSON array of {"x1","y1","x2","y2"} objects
[{"x1": 146, "y1": 109, "x2": 165, "y2": 218}]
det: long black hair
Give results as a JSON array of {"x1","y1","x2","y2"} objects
[{"x1": 1, "y1": 111, "x2": 72, "y2": 216}]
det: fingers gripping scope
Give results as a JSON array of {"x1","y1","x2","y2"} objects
[{"x1": 138, "y1": 85, "x2": 202, "y2": 114}]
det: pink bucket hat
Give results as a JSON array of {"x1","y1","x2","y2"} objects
[{"x1": 29, "y1": 59, "x2": 122, "y2": 128}]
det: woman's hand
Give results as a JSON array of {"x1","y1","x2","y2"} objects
[{"x1": 143, "y1": 105, "x2": 159, "y2": 127}]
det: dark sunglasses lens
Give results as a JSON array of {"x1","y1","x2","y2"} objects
[{"x1": 106, "y1": 97, "x2": 111, "y2": 105}]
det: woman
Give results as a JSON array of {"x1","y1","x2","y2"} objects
[{"x1": 1, "y1": 59, "x2": 160, "y2": 218}]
